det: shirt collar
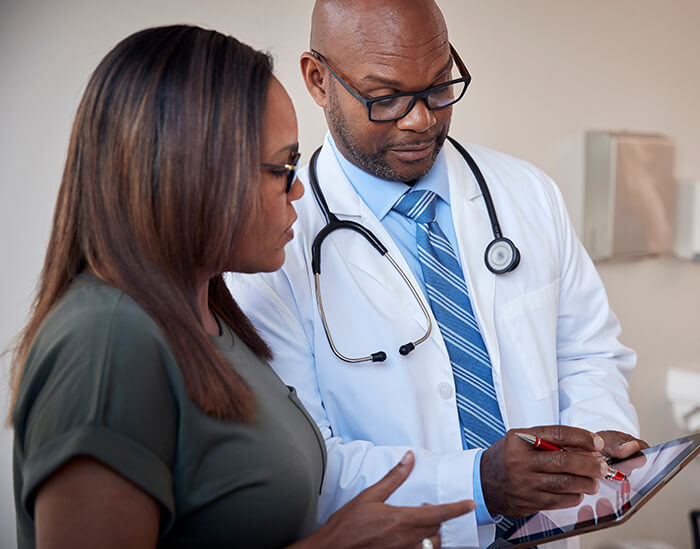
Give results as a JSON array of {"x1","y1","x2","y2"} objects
[{"x1": 327, "y1": 135, "x2": 450, "y2": 221}]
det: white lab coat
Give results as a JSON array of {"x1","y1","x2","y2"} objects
[{"x1": 228, "y1": 136, "x2": 639, "y2": 548}]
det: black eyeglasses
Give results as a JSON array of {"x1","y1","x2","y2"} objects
[
  {"x1": 310, "y1": 44, "x2": 471, "y2": 122},
  {"x1": 262, "y1": 151, "x2": 301, "y2": 193}
]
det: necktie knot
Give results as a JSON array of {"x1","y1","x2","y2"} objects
[{"x1": 392, "y1": 190, "x2": 437, "y2": 224}]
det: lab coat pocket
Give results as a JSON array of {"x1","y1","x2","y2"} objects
[{"x1": 499, "y1": 280, "x2": 559, "y2": 400}]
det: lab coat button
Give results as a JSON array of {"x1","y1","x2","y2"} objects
[{"x1": 437, "y1": 382, "x2": 453, "y2": 399}]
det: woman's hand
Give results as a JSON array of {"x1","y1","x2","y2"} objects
[{"x1": 293, "y1": 451, "x2": 475, "y2": 549}]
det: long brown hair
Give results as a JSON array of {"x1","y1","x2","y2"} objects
[{"x1": 9, "y1": 25, "x2": 274, "y2": 422}]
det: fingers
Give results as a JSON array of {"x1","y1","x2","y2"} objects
[
  {"x1": 355, "y1": 451, "x2": 415, "y2": 503},
  {"x1": 533, "y1": 449, "x2": 608, "y2": 481},
  {"x1": 596, "y1": 430, "x2": 650, "y2": 459},
  {"x1": 538, "y1": 472, "x2": 600, "y2": 498},
  {"x1": 527, "y1": 425, "x2": 604, "y2": 453},
  {"x1": 412, "y1": 499, "x2": 476, "y2": 526},
  {"x1": 509, "y1": 431, "x2": 608, "y2": 485},
  {"x1": 524, "y1": 448, "x2": 608, "y2": 500}
]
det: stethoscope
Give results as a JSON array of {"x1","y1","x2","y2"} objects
[{"x1": 309, "y1": 136, "x2": 520, "y2": 364}]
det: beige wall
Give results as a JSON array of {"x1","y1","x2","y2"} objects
[
  {"x1": 1, "y1": 1, "x2": 698, "y2": 547},
  {"x1": 591, "y1": 257, "x2": 700, "y2": 549}
]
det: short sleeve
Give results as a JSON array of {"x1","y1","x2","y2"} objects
[{"x1": 14, "y1": 289, "x2": 179, "y2": 533}]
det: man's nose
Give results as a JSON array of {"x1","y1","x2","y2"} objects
[{"x1": 395, "y1": 98, "x2": 437, "y2": 133}]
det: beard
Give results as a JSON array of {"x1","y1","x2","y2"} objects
[{"x1": 326, "y1": 86, "x2": 449, "y2": 184}]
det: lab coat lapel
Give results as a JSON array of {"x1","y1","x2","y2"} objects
[
  {"x1": 315, "y1": 142, "x2": 434, "y2": 334},
  {"x1": 446, "y1": 141, "x2": 505, "y2": 413}
]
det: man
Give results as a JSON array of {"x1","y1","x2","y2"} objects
[{"x1": 228, "y1": 1, "x2": 647, "y2": 547}]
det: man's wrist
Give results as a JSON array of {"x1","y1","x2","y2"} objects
[{"x1": 473, "y1": 449, "x2": 501, "y2": 525}]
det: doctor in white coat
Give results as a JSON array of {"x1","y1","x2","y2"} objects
[{"x1": 228, "y1": 1, "x2": 648, "y2": 547}]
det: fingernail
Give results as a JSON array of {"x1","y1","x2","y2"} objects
[
  {"x1": 593, "y1": 435, "x2": 604, "y2": 451},
  {"x1": 621, "y1": 440, "x2": 638, "y2": 450},
  {"x1": 401, "y1": 451, "x2": 414, "y2": 465},
  {"x1": 600, "y1": 461, "x2": 609, "y2": 477}
]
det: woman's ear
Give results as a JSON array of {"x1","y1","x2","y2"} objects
[{"x1": 300, "y1": 52, "x2": 329, "y2": 108}]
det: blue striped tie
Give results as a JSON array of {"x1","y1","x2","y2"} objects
[
  {"x1": 393, "y1": 190, "x2": 506, "y2": 448},
  {"x1": 393, "y1": 189, "x2": 537, "y2": 542}
]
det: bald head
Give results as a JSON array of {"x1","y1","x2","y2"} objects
[
  {"x1": 310, "y1": 0, "x2": 447, "y2": 62},
  {"x1": 303, "y1": 0, "x2": 456, "y2": 183}
]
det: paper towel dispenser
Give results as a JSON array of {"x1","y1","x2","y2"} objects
[{"x1": 583, "y1": 131, "x2": 675, "y2": 261}]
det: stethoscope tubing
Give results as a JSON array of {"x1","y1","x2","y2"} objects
[
  {"x1": 308, "y1": 137, "x2": 520, "y2": 363},
  {"x1": 446, "y1": 136, "x2": 503, "y2": 239},
  {"x1": 309, "y1": 147, "x2": 433, "y2": 362}
]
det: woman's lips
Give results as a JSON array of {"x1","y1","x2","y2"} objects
[
  {"x1": 284, "y1": 217, "x2": 296, "y2": 242},
  {"x1": 388, "y1": 142, "x2": 434, "y2": 162}
]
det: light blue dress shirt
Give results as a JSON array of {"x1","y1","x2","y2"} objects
[{"x1": 327, "y1": 136, "x2": 496, "y2": 525}]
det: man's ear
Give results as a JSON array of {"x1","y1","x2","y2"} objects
[{"x1": 300, "y1": 52, "x2": 329, "y2": 108}]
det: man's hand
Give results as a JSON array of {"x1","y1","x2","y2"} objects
[
  {"x1": 596, "y1": 430, "x2": 649, "y2": 461},
  {"x1": 481, "y1": 426, "x2": 610, "y2": 518}
]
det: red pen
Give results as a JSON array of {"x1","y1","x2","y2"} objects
[{"x1": 515, "y1": 432, "x2": 627, "y2": 481}]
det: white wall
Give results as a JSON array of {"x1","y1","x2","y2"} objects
[{"x1": 1, "y1": 1, "x2": 698, "y2": 547}]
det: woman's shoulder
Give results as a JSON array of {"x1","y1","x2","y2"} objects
[
  {"x1": 31, "y1": 274, "x2": 175, "y2": 363},
  {"x1": 51, "y1": 274, "x2": 164, "y2": 339},
  {"x1": 15, "y1": 275, "x2": 182, "y2": 435},
  {"x1": 24, "y1": 275, "x2": 181, "y2": 400}
]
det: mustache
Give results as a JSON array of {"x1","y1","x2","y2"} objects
[
  {"x1": 379, "y1": 124, "x2": 449, "y2": 153},
  {"x1": 380, "y1": 138, "x2": 437, "y2": 152}
]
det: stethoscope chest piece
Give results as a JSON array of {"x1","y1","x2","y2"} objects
[{"x1": 485, "y1": 237, "x2": 520, "y2": 274}]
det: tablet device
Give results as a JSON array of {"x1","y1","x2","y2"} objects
[{"x1": 487, "y1": 432, "x2": 700, "y2": 549}]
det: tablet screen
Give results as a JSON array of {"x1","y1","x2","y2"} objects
[{"x1": 487, "y1": 432, "x2": 700, "y2": 549}]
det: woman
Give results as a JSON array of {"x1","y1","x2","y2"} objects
[{"x1": 9, "y1": 25, "x2": 474, "y2": 549}]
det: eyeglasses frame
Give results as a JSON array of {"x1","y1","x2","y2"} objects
[
  {"x1": 261, "y1": 150, "x2": 301, "y2": 193},
  {"x1": 310, "y1": 44, "x2": 471, "y2": 122}
]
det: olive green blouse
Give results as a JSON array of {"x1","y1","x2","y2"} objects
[{"x1": 13, "y1": 275, "x2": 326, "y2": 548}]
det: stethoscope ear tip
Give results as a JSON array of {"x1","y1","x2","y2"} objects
[
  {"x1": 399, "y1": 342, "x2": 415, "y2": 356},
  {"x1": 371, "y1": 351, "x2": 387, "y2": 362}
]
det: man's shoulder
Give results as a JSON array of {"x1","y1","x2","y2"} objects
[
  {"x1": 446, "y1": 139, "x2": 551, "y2": 182},
  {"x1": 443, "y1": 138, "x2": 570, "y2": 231}
]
